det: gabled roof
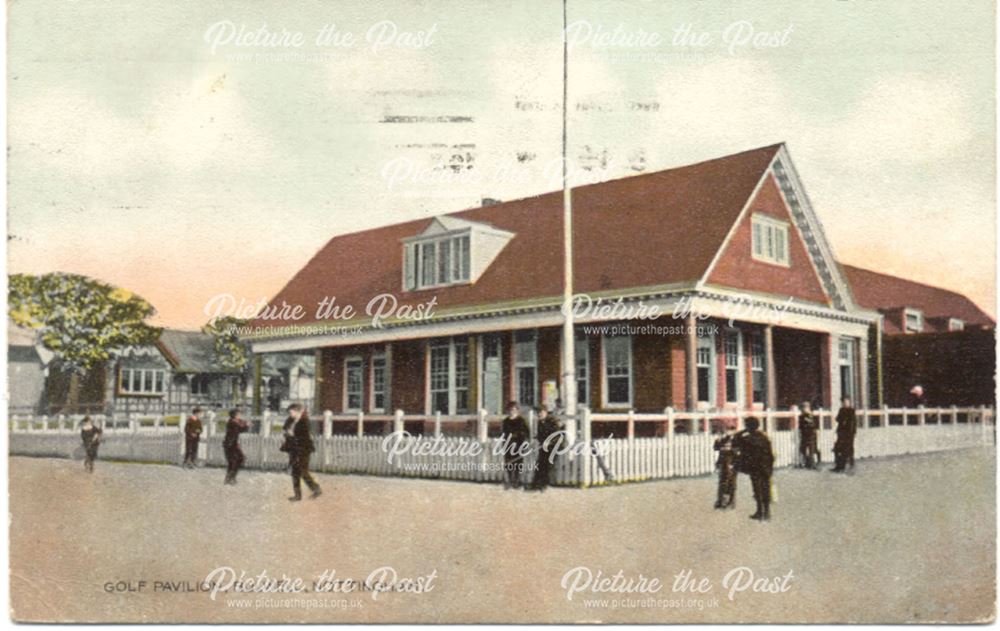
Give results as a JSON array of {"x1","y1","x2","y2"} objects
[
  {"x1": 253, "y1": 143, "x2": 785, "y2": 331},
  {"x1": 840, "y1": 264, "x2": 994, "y2": 333},
  {"x1": 7, "y1": 322, "x2": 54, "y2": 365},
  {"x1": 156, "y1": 329, "x2": 237, "y2": 374}
]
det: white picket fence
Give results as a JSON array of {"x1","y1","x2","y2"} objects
[{"x1": 8, "y1": 406, "x2": 994, "y2": 488}]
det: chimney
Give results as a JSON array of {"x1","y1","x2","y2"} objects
[{"x1": 480, "y1": 197, "x2": 502, "y2": 207}]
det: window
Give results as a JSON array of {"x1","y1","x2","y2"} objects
[
  {"x1": 344, "y1": 357, "x2": 364, "y2": 411},
  {"x1": 429, "y1": 343, "x2": 450, "y2": 414},
  {"x1": 575, "y1": 336, "x2": 589, "y2": 407},
  {"x1": 751, "y1": 214, "x2": 790, "y2": 266},
  {"x1": 723, "y1": 331, "x2": 741, "y2": 404},
  {"x1": 949, "y1": 318, "x2": 965, "y2": 332},
  {"x1": 838, "y1": 338, "x2": 856, "y2": 403},
  {"x1": 904, "y1": 308, "x2": 924, "y2": 334},
  {"x1": 119, "y1": 368, "x2": 167, "y2": 395},
  {"x1": 603, "y1": 335, "x2": 632, "y2": 407},
  {"x1": 750, "y1": 335, "x2": 766, "y2": 405},
  {"x1": 371, "y1": 354, "x2": 387, "y2": 412},
  {"x1": 454, "y1": 339, "x2": 470, "y2": 413},
  {"x1": 190, "y1": 374, "x2": 210, "y2": 396},
  {"x1": 514, "y1": 330, "x2": 537, "y2": 408},
  {"x1": 696, "y1": 331, "x2": 715, "y2": 404},
  {"x1": 405, "y1": 234, "x2": 472, "y2": 290},
  {"x1": 428, "y1": 338, "x2": 471, "y2": 415}
]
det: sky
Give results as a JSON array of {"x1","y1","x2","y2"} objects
[{"x1": 7, "y1": 0, "x2": 996, "y2": 328}]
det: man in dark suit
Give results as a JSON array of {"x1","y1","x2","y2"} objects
[
  {"x1": 223, "y1": 408, "x2": 249, "y2": 485},
  {"x1": 183, "y1": 407, "x2": 203, "y2": 468},
  {"x1": 530, "y1": 406, "x2": 563, "y2": 491},
  {"x1": 798, "y1": 401, "x2": 818, "y2": 469},
  {"x1": 832, "y1": 397, "x2": 858, "y2": 472},
  {"x1": 501, "y1": 401, "x2": 530, "y2": 489},
  {"x1": 283, "y1": 403, "x2": 322, "y2": 501},
  {"x1": 734, "y1": 417, "x2": 775, "y2": 521}
]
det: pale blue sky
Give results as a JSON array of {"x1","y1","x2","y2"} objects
[{"x1": 8, "y1": 0, "x2": 995, "y2": 326}]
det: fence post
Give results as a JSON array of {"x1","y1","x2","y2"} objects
[
  {"x1": 323, "y1": 410, "x2": 333, "y2": 468},
  {"x1": 357, "y1": 411, "x2": 365, "y2": 439},
  {"x1": 581, "y1": 406, "x2": 592, "y2": 488},
  {"x1": 179, "y1": 412, "x2": 188, "y2": 461},
  {"x1": 882, "y1": 404, "x2": 890, "y2": 427},
  {"x1": 394, "y1": 409, "x2": 405, "y2": 435},
  {"x1": 476, "y1": 409, "x2": 488, "y2": 443},
  {"x1": 917, "y1": 405, "x2": 926, "y2": 426},
  {"x1": 129, "y1": 415, "x2": 138, "y2": 460},
  {"x1": 627, "y1": 409, "x2": 635, "y2": 441},
  {"x1": 665, "y1": 407, "x2": 675, "y2": 478},
  {"x1": 764, "y1": 408, "x2": 772, "y2": 434},
  {"x1": 951, "y1": 405, "x2": 959, "y2": 425},
  {"x1": 434, "y1": 411, "x2": 442, "y2": 438}
]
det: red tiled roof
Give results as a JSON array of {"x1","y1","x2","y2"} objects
[
  {"x1": 254, "y1": 144, "x2": 784, "y2": 330},
  {"x1": 840, "y1": 264, "x2": 994, "y2": 333}
]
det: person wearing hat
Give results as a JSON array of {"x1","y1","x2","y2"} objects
[
  {"x1": 530, "y1": 405, "x2": 563, "y2": 491},
  {"x1": 282, "y1": 403, "x2": 322, "y2": 501},
  {"x1": 832, "y1": 397, "x2": 858, "y2": 473},
  {"x1": 713, "y1": 421, "x2": 739, "y2": 509},
  {"x1": 222, "y1": 408, "x2": 249, "y2": 485},
  {"x1": 501, "y1": 401, "x2": 530, "y2": 489},
  {"x1": 80, "y1": 416, "x2": 102, "y2": 473},
  {"x1": 183, "y1": 406, "x2": 204, "y2": 468},
  {"x1": 733, "y1": 416, "x2": 774, "y2": 521}
]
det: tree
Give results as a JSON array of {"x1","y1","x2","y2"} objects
[
  {"x1": 203, "y1": 315, "x2": 251, "y2": 401},
  {"x1": 8, "y1": 273, "x2": 160, "y2": 408}
]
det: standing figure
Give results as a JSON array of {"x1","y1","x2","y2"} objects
[
  {"x1": 798, "y1": 401, "x2": 818, "y2": 469},
  {"x1": 733, "y1": 417, "x2": 775, "y2": 521},
  {"x1": 713, "y1": 426, "x2": 738, "y2": 509},
  {"x1": 501, "y1": 401, "x2": 530, "y2": 489},
  {"x1": 832, "y1": 397, "x2": 858, "y2": 472},
  {"x1": 183, "y1": 406, "x2": 204, "y2": 468},
  {"x1": 530, "y1": 406, "x2": 563, "y2": 491},
  {"x1": 80, "y1": 416, "x2": 102, "y2": 473},
  {"x1": 223, "y1": 408, "x2": 249, "y2": 485},
  {"x1": 283, "y1": 403, "x2": 322, "y2": 501}
]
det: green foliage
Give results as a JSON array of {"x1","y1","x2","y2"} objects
[
  {"x1": 203, "y1": 315, "x2": 250, "y2": 373},
  {"x1": 8, "y1": 272, "x2": 159, "y2": 373}
]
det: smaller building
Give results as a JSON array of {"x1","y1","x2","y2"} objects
[
  {"x1": 841, "y1": 265, "x2": 995, "y2": 406},
  {"x1": 7, "y1": 323, "x2": 54, "y2": 415},
  {"x1": 45, "y1": 329, "x2": 247, "y2": 415}
]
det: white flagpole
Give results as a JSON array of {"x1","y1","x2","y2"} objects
[{"x1": 560, "y1": 0, "x2": 578, "y2": 423}]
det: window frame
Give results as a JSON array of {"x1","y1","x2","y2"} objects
[
  {"x1": 723, "y1": 329, "x2": 743, "y2": 405},
  {"x1": 370, "y1": 352, "x2": 388, "y2": 413},
  {"x1": 695, "y1": 330, "x2": 716, "y2": 406},
  {"x1": 575, "y1": 335, "x2": 590, "y2": 407},
  {"x1": 343, "y1": 356, "x2": 364, "y2": 413},
  {"x1": 750, "y1": 213, "x2": 790, "y2": 267},
  {"x1": 948, "y1": 318, "x2": 965, "y2": 332},
  {"x1": 601, "y1": 334, "x2": 633, "y2": 409},
  {"x1": 903, "y1": 308, "x2": 924, "y2": 334},
  {"x1": 405, "y1": 232, "x2": 473, "y2": 291},
  {"x1": 514, "y1": 330, "x2": 538, "y2": 409},
  {"x1": 119, "y1": 367, "x2": 167, "y2": 396},
  {"x1": 427, "y1": 337, "x2": 471, "y2": 416}
]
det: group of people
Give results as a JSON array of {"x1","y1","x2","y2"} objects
[
  {"x1": 81, "y1": 404, "x2": 322, "y2": 502},
  {"x1": 712, "y1": 397, "x2": 860, "y2": 522},
  {"x1": 500, "y1": 401, "x2": 565, "y2": 491},
  {"x1": 796, "y1": 398, "x2": 857, "y2": 472}
]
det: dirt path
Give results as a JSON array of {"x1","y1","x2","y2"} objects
[{"x1": 9, "y1": 447, "x2": 995, "y2": 623}]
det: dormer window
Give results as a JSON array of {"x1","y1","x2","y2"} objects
[
  {"x1": 403, "y1": 216, "x2": 514, "y2": 291},
  {"x1": 751, "y1": 214, "x2": 789, "y2": 266},
  {"x1": 948, "y1": 318, "x2": 965, "y2": 332},
  {"x1": 904, "y1": 308, "x2": 924, "y2": 333},
  {"x1": 412, "y1": 234, "x2": 471, "y2": 289}
]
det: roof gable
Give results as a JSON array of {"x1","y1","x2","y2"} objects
[{"x1": 705, "y1": 173, "x2": 831, "y2": 306}]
